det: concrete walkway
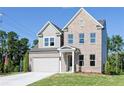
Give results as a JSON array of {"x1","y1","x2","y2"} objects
[{"x1": 0, "y1": 72, "x2": 55, "y2": 86}]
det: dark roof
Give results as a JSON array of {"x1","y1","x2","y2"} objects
[
  {"x1": 98, "y1": 20, "x2": 106, "y2": 26},
  {"x1": 51, "y1": 22, "x2": 62, "y2": 32}
]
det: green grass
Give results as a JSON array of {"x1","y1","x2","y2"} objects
[{"x1": 29, "y1": 73, "x2": 124, "y2": 86}]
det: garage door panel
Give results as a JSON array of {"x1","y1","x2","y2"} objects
[{"x1": 32, "y1": 58, "x2": 59, "y2": 72}]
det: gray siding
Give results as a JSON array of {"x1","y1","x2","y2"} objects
[{"x1": 38, "y1": 23, "x2": 61, "y2": 48}]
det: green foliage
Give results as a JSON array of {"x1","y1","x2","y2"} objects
[
  {"x1": 3, "y1": 59, "x2": 14, "y2": 73},
  {"x1": 0, "y1": 30, "x2": 7, "y2": 73},
  {"x1": 0, "y1": 30, "x2": 29, "y2": 73},
  {"x1": 7, "y1": 59, "x2": 14, "y2": 72},
  {"x1": 105, "y1": 54, "x2": 121, "y2": 75},
  {"x1": 0, "y1": 62, "x2": 3, "y2": 73},
  {"x1": 29, "y1": 73, "x2": 124, "y2": 86},
  {"x1": 14, "y1": 66, "x2": 19, "y2": 72},
  {"x1": 106, "y1": 35, "x2": 124, "y2": 75},
  {"x1": 107, "y1": 35, "x2": 124, "y2": 54},
  {"x1": 33, "y1": 39, "x2": 38, "y2": 46},
  {"x1": 32, "y1": 39, "x2": 38, "y2": 48},
  {"x1": 19, "y1": 38, "x2": 29, "y2": 55},
  {"x1": 23, "y1": 52, "x2": 29, "y2": 72},
  {"x1": 7, "y1": 31, "x2": 18, "y2": 62},
  {"x1": 4, "y1": 65, "x2": 8, "y2": 73}
]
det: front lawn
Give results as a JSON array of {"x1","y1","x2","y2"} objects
[{"x1": 29, "y1": 73, "x2": 124, "y2": 86}]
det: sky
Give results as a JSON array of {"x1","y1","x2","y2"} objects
[{"x1": 0, "y1": 7, "x2": 124, "y2": 45}]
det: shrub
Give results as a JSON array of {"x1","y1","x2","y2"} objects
[
  {"x1": 105, "y1": 54, "x2": 121, "y2": 75},
  {"x1": 14, "y1": 66, "x2": 19, "y2": 72},
  {"x1": 0, "y1": 61, "x2": 2, "y2": 73},
  {"x1": 8, "y1": 59, "x2": 15, "y2": 72},
  {"x1": 3, "y1": 59, "x2": 15, "y2": 73},
  {"x1": 23, "y1": 52, "x2": 29, "y2": 72}
]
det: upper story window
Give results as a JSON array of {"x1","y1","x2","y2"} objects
[
  {"x1": 90, "y1": 54, "x2": 95, "y2": 66},
  {"x1": 50, "y1": 38, "x2": 54, "y2": 46},
  {"x1": 68, "y1": 34, "x2": 73, "y2": 44},
  {"x1": 90, "y1": 33, "x2": 96, "y2": 43},
  {"x1": 44, "y1": 38, "x2": 49, "y2": 46},
  {"x1": 44, "y1": 37, "x2": 55, "y2": 47},
  {"x1": 79, "y1": 33, "x2": 84, "y2": 44}
]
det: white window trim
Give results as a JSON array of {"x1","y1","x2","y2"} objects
[
  {"x1": 43, "y1": 36, "x2": 55, "y2": 47},
  {"x1": 79, "y1": 33, "x2": 84, "y2": 44}
]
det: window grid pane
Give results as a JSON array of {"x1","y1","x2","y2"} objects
[
  {"x1": 79, "y1": 33, "x2": 84, "y2": 43},
  {"x1": 50, "y1": 38, "x2": 54, "y2": 46},
  {"x1": 90, "y1": 61, "x2": 95, "y2": 66},
  {"x1": 44, "y1": 38, "x2": 49, "y2": 46},
  {"x1": 50, "y1": 38, "x2": 54, "y2": 42},
  {"x1": 90, "y1": 54, "x2": 95, "y2": 66},
  {"x1": 68, "y1": 34, "x2": 73, "y2": 44},
  {"x1": 79, "y1": 55, "x2": 84, "y2": 66},
  {"x1": 90, "y1": 33, "x2": 96, "y2": 43}
]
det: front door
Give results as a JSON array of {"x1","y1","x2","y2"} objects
[{"x1": 68, "y1": 55, "x2": 72, "y2": 71}]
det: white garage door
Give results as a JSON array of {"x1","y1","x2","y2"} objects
[{"x1": 32, "y1": 58, "x2": 59, "y2": 72}]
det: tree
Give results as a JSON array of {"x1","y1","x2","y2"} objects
[
  {"x1": 0, "y1": 30, "x2": 30, "y2": 73},
  {"x1": 17, "y1": 38, "x2": 29, "y2": 71},
  {"x1": 7, "y1": 31, "x2": 18, "y2": 63},
  {"x1": 105, "y1": 35, "x2": 124, "y2": 74},
  {"x1": 32, "y1": 39, "x2": 38, "y2": 48},
  {"x1": 23, "y1": 52, "x2": 29, "y2": 72},
  {"x1": 7, "y1": 32, "x2": 29, "y2": 72},
  {"x1": 19, "y1": 38, "x2": 29, "y2": 55},
  {"x1": 111, "y1": 35, "x2": 124, "y2": 53},
  {"x1": 107, "y1": 37, "x2": 112, "y2": 54},
  {"x1": 0, "y1": 30, "x2": 7, "y2": 73},
  {"x1": 111, "y1": 35, "x2": 124, "y2": 73}
]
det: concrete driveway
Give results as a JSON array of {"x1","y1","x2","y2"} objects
[{"x1": 0, "y1": 72, "x2": 56, "y2": 86}]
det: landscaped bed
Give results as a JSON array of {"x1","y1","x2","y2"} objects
[
  {"x1": 0, "y1": 72, "x2": 24, "y2": 77},
  {"x1": 29, "y1": 73, "x2": 124, "y2": 86}
]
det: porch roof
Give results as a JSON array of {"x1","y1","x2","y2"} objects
[{"x1": 57, "y1": 45, "x2": 76, "y2": 52}]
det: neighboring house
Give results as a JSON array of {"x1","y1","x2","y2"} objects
[{"x1": 29, "y1": 8, "x2": 107, "y2": 73}]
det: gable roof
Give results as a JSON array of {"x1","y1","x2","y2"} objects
[
  {"x1": 62, "y1": 8, "x2": 104, "y2": 30},
  {"x1": 98, "y1": 19, "x2": 106, "y2": 26},
  {"x1": 37, "y1": 21, "x2": 62, "y2": 36},
  {"x1": 57, "y1": 45, "x2": 76, "y2": 51}
]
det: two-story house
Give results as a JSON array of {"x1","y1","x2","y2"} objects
[{"x1": 29, "y1": 8, "x2": 107, "y2": 73}]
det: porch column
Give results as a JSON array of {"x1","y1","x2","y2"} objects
[
  {"x1": 72, "y1": 51, "x2": 74, "y2": 73},
  {"x1": 59, "y1": 51, "x2": 62, "y2": 73}
]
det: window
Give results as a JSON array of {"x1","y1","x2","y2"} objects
[
  {"x1": 90, "y1": 33, "x2": 96, "y2": 43},
  {"x1": 79, "y1": 19, "x2": 84, "y2": 27},
  {"x1": 50, "y1": 38, "x2": 54, "y2": 46},
  {"x1": 44, "y1": 38, "x2": 49, "y2": 46},
  {"x1": 90, "y1": 54, "x2": 95, "y2": 66},
  {"x1": 79, "y1": 55, "x2": 84, "y2": 66},
  {"x1": 79, "y1": 33, "x2": 84, "y2": 44},
  {"x1": 44, "y1": 37, "x2": 55, "y2": 47},
  {"x1": 68, "y1": 34, "x2": 73, "y2": 44}
]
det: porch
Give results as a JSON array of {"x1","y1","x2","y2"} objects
[{"x1": 57, "y1": 45, "x2": 80, "y2": 73}]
